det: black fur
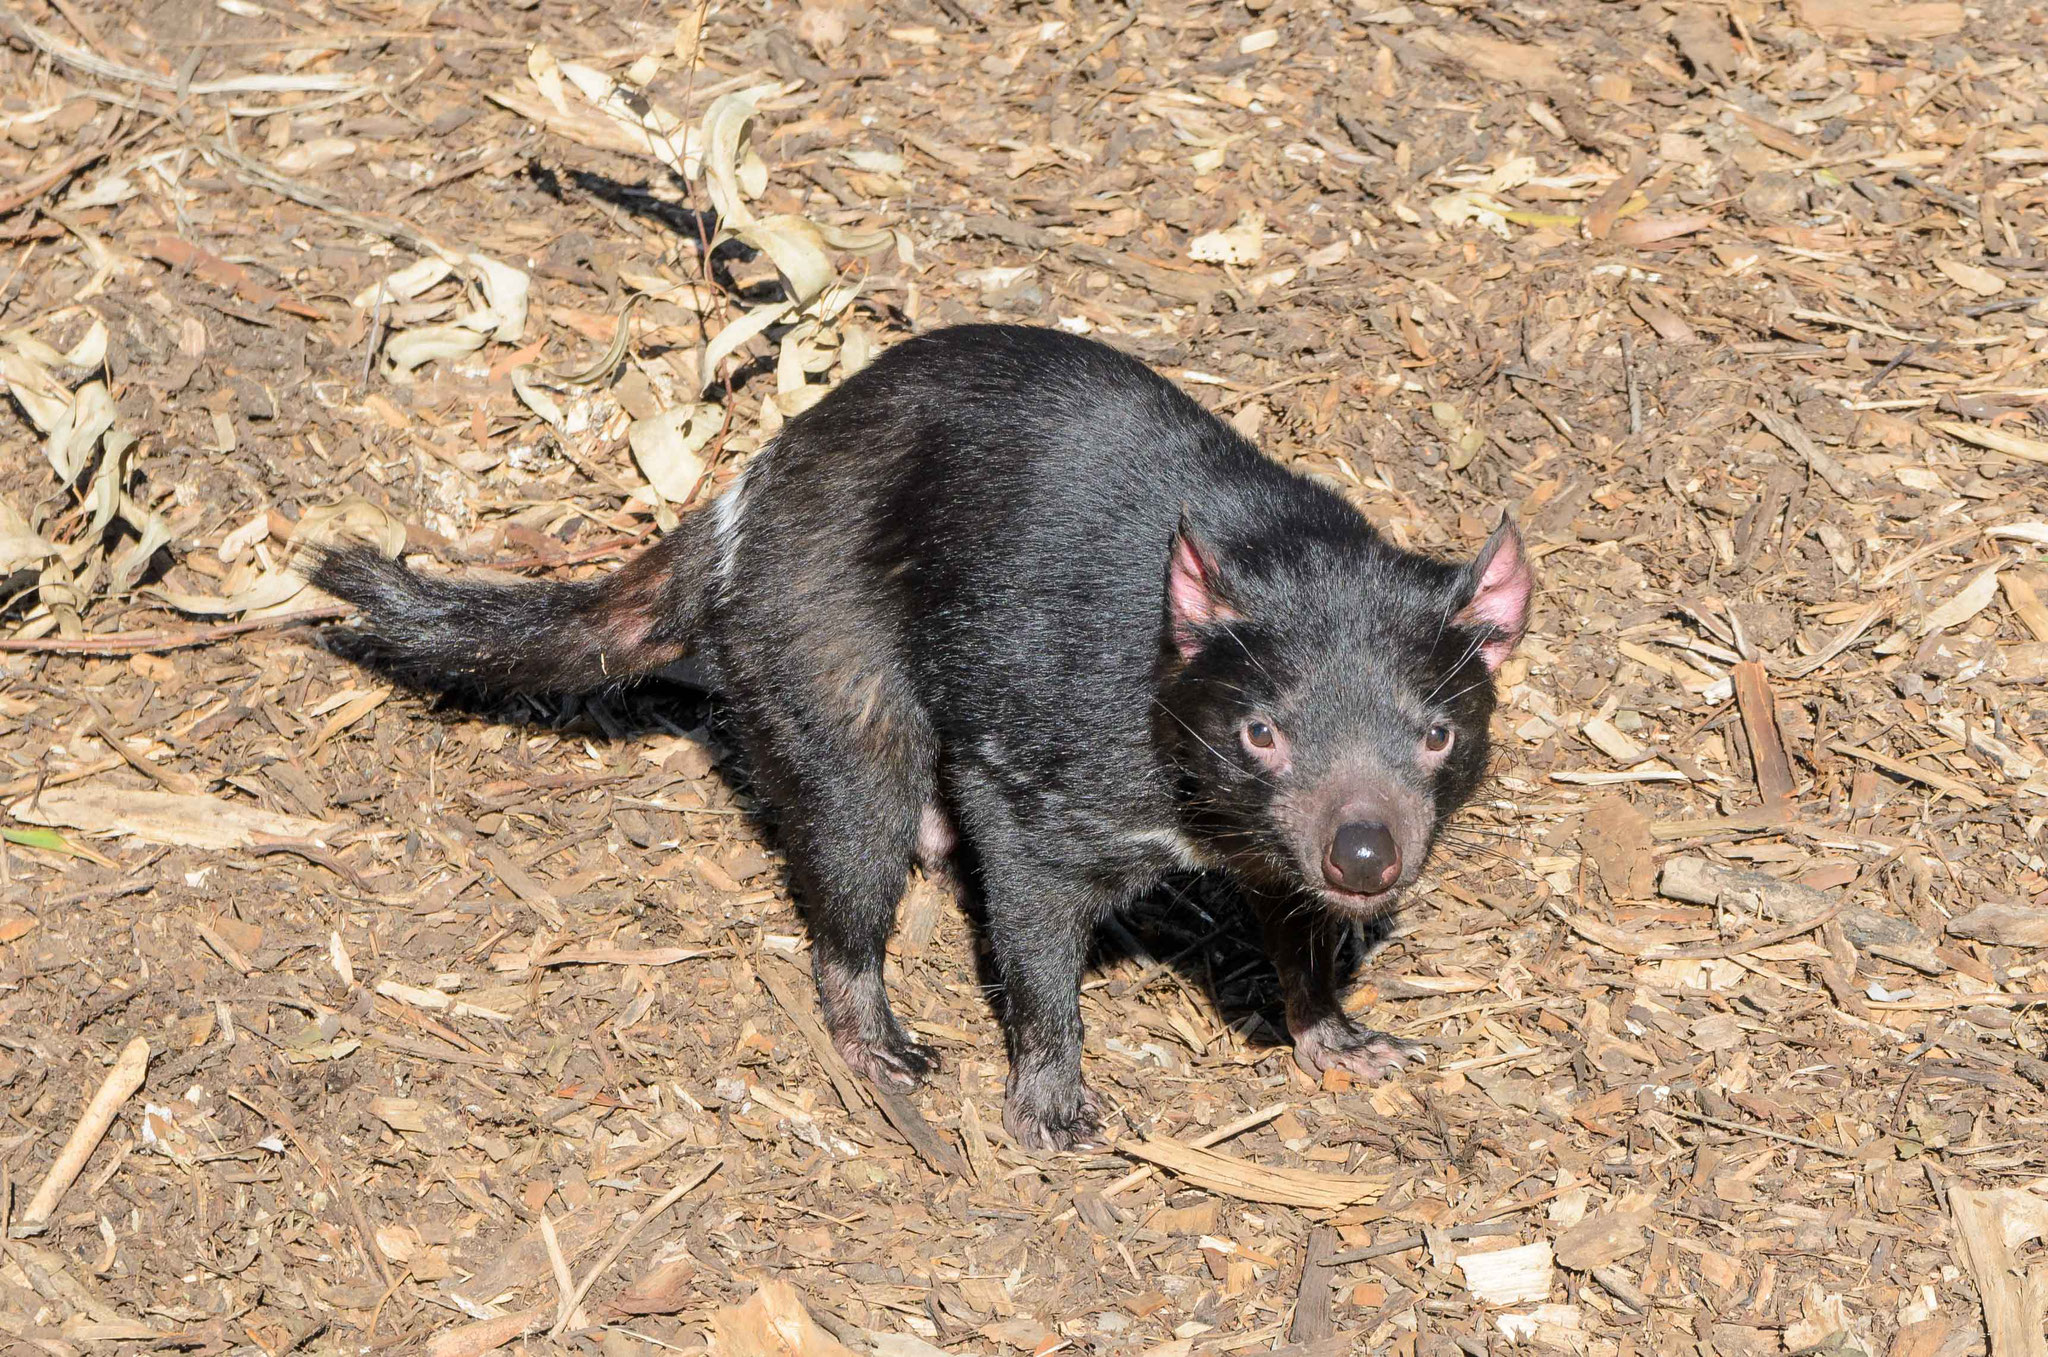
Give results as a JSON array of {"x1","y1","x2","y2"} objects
[
  {"x1": 307, "y1": 524, "x2": 711, "y2": 694},
  {"x1": 308, "y1": 324, "x2": 1532, "y2": 1149}
]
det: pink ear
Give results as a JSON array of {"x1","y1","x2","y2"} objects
[
  {"x1": 1455, "y1": 516, "x2": 1533, "y2": 672},
  {"x1": 1166, "y1": 525, "x2": 1238, "y2": 660}
]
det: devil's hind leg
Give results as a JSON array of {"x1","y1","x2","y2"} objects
[{"x1": 730, "y1": 667, "x2": 940, "y2": 1084}]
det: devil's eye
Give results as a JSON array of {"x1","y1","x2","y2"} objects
[
  {"x1": 1424, "y1": 724, "x2": 1453, "y2": 753},
  {"x1": 1244, "y1": 720, "x2": 1276, "y2": 750}
]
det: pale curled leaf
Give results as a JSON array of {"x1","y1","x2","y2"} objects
[
  {"x1": 83, "y1": 419, "x2": 131, "y2": 538},
  {"x1": 352, "y1": 258, "x2": 455, "y2": 311},
  {"x1": 777, "y1": 320, "x2": 828, "y2": 396},
  {"x1": 291, "y1": 496, "x2": 408, "y2": 558},
  {"x1": 108, "y1": 495, "x2": 171, "y2": 589},
  {"x1": 148, "y1": 567, "x2": 306, "y2": 616},
  {"x1": 46, "y1": 376, "x2": 114, "y2": 488},
  {"x1": 511, "y1": 367, "x2": 566, "y2": 428},
  {"x1": 628, "y1": 404, "x2": 720, "y2": 503},
  {"x1": 700, "y1": 84, "x2": 791, "y2": 228},
  {"x1": 723, "y1": 215, "x2": 837, "y2": 307},
  {"x1": 466, "y1": 253, "x2": 531, "y2": 343},
  {"x1": 384, "y1": 323, "x2": 490, "y2": 376},
  {"x1": 701, "y1": 301, "x2": 792, "y2": 388},
  {"x1": 0, "y1": 500, "x2": 58, "y2": 574},
  {"x1": 1934, "y1": 257, "x2": 2004, "y2": 296},
  {"x1": 0, "y1": 347, "x2": 74, "y2": 437},
  {"x1": 1920, "y1": 566, "x2": 1998, "y2": 636}
]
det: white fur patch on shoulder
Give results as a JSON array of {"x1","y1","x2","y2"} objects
[
  {"x1": 710, "y1": 448, "x2": 766, "y2": 593},
  {"x1": 1125, "y1": 827, "x2": 1211, "y2": 871}
]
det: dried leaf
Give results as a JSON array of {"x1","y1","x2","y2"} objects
[
  {"x1": 710, "y1": 1279, "x2": 858, "y2": 1357},
  {"x1": 467, "y1": 253, "x2": 531, "y2": 343},
  {"x1": 149, "y1": 566, "x2": 306, "y2": 616},
  {"x1": 1919, "y1": 567, "x2": 1998, "y2": 636},
  {"x1": 1934, "y1": 257, "x2": 2005, "y2": 296},
  {"x1": 702, "y1": 302, "x2": 793, "y2": 388},
  {"x1": 11, "y1": 787, "x2": 344, "y2": 850},
  {"x1": 0, "y1": 500, "x2": 58, "y2": 574},
  {"x1": 353, "y1": 258, "x2": 455, "y2": 310},
  {"x1": 725, "y1": 216, "x2": 838, "y2": 307},
  {"x1": 1409, "y1": 28, "x2": 1569, "y2": 91},
  {"x1": 629, "y1": 404, "x2": 721, "y2": 504},
  {"x1": 512, "y1": 367, "x2": 566, "y2": 428},
  {"x1": 384, "y1": 323, "x2": 490, "y2": 376},
  {"x1": 291, "y1": 496, "x2": 407, "y2": 558},
  {"x1": 701, "y1": 85, "x2": 788, "y2": 229}
]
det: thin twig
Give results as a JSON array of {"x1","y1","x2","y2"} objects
[
  {"x1": 0, "y1": 605, "x2": 349, "y2": 654},
  {"x1": 1670, "y1": 1108, "x2": 1858, "y2": 1158},
  {"x1": 1620, "y1": 330, "x2": 1641, "y2": 435},
  {"x1": 549, "y1": 1158, "x2": 722, "y2": 1339}
]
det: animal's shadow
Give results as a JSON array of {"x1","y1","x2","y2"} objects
[{"x1": 316, "y1": 651, "x2": 1380, "y2": 1084}]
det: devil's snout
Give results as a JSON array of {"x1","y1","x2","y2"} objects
[{"x1": 1325, "y1": 819, "x2": 1400, "y2": 895}]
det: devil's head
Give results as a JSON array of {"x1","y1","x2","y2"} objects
[{"x1": 1154, "y1": 506, "x2": 1533, "y2": 916}]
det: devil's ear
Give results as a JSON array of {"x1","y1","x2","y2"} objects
[
  {"x1": 1165, "y1": 518, "x2": 1240, "y2": 660},
  {"x1": 1455, "y1": 514, "x2": 1534, "y2": 672}
]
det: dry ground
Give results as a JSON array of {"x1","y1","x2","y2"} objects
[{"x1": 3, "y1": 0, "x2": 2048, "y2": 1354}]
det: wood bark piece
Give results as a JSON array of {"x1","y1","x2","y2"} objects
[
  {"x1": 13, "y1": 1037, "x2": 148, "y2": 1235},
  {"x1": 1659, "y1": 855, "x2": 1917, "y2": 949},
  {"x1": 1732, "y1": 661, "x2": 1798, "y2": 813},
  {"x1": 1947, "y1": 1187, "x2": 2048, "y2": 1357},
  {"x1": 756, "y1": 955, "x2": 963, "y2": 1177},
  {"x1": 1286, "y1": 1227, "x2": 1339, "y2": 1344},
  {"x1": 1116, "y1": 1135, "x2": 1387, "y2": 1209}
]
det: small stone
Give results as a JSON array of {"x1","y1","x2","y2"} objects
[{"x1": 1742, "y1": 171, "x2": 1803, "y2": 220}]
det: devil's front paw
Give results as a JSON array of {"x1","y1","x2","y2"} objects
[
  {"x1": 1293, "y1": 1017, "x2": 1425, "y2": 1082},
  {"x1": 1002, "y1": 1070, "x2": 1103, "y2": 1152},
  {"x1": 834, "y1": 1027, "x2": 940, "y2": 1087}
]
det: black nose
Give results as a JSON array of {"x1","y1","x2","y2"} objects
[{"x1": 1326, "y1": 821, "x2": 1401, "y2": 895}]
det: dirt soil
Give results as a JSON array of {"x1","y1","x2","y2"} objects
[{"x1": 5, "y1": 0, "x2": 2048, "y2": 1354}]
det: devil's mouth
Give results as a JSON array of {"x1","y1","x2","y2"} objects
[{"x1": 1315, "y1": 878, "x2": 1410, "y2": 916}]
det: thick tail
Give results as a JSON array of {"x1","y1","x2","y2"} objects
[{"x1": 304, "y1": 515, "x2": 717, "y2": 695}]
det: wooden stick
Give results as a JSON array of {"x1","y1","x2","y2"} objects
[
  {"x1": 1099, "y1": 1102, "x2": 1287, "y2": 1199},
  {"x1": 549, "y1": 1157, "x2": 721, "y2": 1338},
  {"x1": 1669, "y1": 1108, "x2": 1856, "y2": 1158},
  {"x1": 14, "y1": 1037, "x2": 148, "y2": 1235}
]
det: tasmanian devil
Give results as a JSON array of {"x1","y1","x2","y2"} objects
[{"x1": 309, "y1": 323, "x2": 1533, "y2": 1150}]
